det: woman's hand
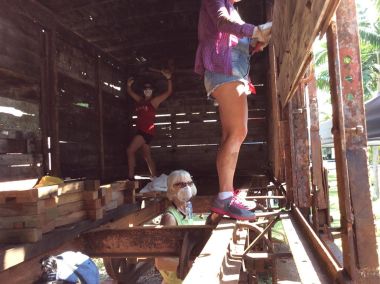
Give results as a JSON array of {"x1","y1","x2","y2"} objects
[
  {"x1": 252, "y1": 22, "x2": 272, "y2": 43},
  {"x1": 161, "y1": 69, "x2": 172, "y2": 80},
  {"x1": 127, "y1": 77, "x2": 134, "y2": 87}
]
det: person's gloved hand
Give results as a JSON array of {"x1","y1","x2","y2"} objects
[
  {"x1": 251, "y1": 36, "x2": 271, "y2": 53},
  {"x1": 252, "y1": 22, "x2": 272, "y2": 43},
  {"x1": 161, "y1": 69, "x2": 172, "y2": 80},
  {"x1": 127, "y1": 77, "x2": 134, "y2": 87}
]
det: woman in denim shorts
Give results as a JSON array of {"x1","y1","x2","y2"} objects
[{"x1": 194, "y1": 0, "x2": 272, "y2": 221}]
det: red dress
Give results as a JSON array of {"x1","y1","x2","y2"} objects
[{"x1": 135, "y1": 101, "x2": 156, "y2": 135}]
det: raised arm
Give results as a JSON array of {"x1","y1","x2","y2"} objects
[
  {"x1": 126, "y1": 77, "x2": 142, "y2": 102},
  {"x1": 151, "y1": 70, "x2": 173, "y2": 109}
]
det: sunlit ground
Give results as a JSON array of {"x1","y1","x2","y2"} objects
[{"x1": 327, "y1": 165, "x2": 380, "y2": 262}]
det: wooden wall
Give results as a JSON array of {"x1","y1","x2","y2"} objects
[
  {"x1": 56, "y1": 36, "x2": 130, "y2": 181},
  {"x1": 0, "y1": 0, "x2": 270, "y2": 185},
  {"x1": 0, "y1": 3, "x2": 133, "y2": 182},
  {"x1": 0, "y1": 7, "x2": 43, "y2": 181}
]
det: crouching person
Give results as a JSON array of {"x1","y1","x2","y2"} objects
[
  {"x1": 155, "y1": 170, "x2": 197, "y2": 284},
  {"x1": 36, "y1": 251, "x2": 99, "y2": 284}
]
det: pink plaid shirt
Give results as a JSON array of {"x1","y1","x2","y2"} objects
[{"x1": 194, "y1": 0, "x2": 255, "y2": 76}]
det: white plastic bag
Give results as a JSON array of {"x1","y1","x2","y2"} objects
[{"x1": 140, "y1": 173, "x2": 168, "y2": 193}]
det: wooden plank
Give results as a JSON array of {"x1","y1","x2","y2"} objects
[
  {"x1": 57, "y1": 180, "x2": 84, "y2": 195},
  {"x1": 84, "y1": 179, "x2": 100, "y2": 191},
  {"x1": 273, "y1": 0, "x2": 336, "y2": 106},
  {"x1": 57, "y1": 200, "x2": 84, "y2": 216},
  {"x1": 0, "y1": 214, "x2": 44, "y2": 229},
  {"x1": 289, "y1": 89, "x2": 311, "y2": 208},
  {"x1": 184, "y1": 219, "x2": 236, "y2": 284},
  {"x1": 96, "y1": 58, "x2": 105, "y2": 180},
  {"x1": 55, "y1": 210, "x2": 87, "y2": 227},
  {"x1": 0, "y1": 153, "x2": 42, "y2": 167},
  {"x1": 56, "y1": 37, "x2": 96, "y2": 85},
  {"x1": 46, "y1": 27, "x2": 60, "y2": 176},
  {"x1": 111, "y1": 180, "x2": 138, "y2": 192},
  {"x1": 0, "y1": 179, "x2": 58, "y2": 201},
  {"x1": 0, "y1": 228, "x2": 42, "y2": 243},
  {"x1": 0, "y1": 202, "x2": 140, "y2": 271},
  {"x1": 282, "y1": 217, "x2": 330, "y2": 283},
  {"x1": 101, "y1": 199, "x2": 167, "y2": 229},
  {"x1": 0, "y1": 165, "x2": 42, "y2": 182},
  {"x1": 2, "y1": 0, "x2": 123, "y2": 70},
  {"x1": 220, "y1": 226, "x2": 248, "y2": 283},
  {"x1": 0, "y1": 139, "x2": 27, "y2": 154},
  {"x1": 0, "y1": 85, "x2": 40, "y2": 103},
  {"x1": 87, "y1": 208, "x2": 104, "y2": 220},
  {"x1": 0, "y1": 201, "x2": 45, "y2": 216},
  {"x1": 55, "y1": 191, "x2": 83, "y2": 205}
]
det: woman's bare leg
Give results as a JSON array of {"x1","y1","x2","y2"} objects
[
  {"x1": 126, "y1": 135, "x2": 146, "y2": 178},
  {"x1": 212, "y1": 82, "x2": 248, "y2": 193},
  {"x1": 141, "y1": 143, "x2": 157, "y2": 177}
]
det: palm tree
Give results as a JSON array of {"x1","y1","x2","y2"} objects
[{"x1": 314, "y1": 0, "x2": 379, "y2": 102}]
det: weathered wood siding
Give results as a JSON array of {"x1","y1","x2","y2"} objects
[
  {"x1": 0, "y1": 3, "x2": 132, "y2": 182},
  {"x1": 0, "y1": 7, "x2": 43, "y2": 181},
  {"x1": 273, "y1": 0, "x2": 340, "y2": 106}
]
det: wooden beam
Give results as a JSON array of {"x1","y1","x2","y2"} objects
[
  {"x1": 49, "y1": 0, "x2": 116, "y2": 14},
  {"x1": 183, "y1": 219, "x2": 236, "y2": 283},
  {"x1": 99, "y1": 199, "x2": 167, "y2": 229},
  {"x1": 0, "y1": 203, "x2": 139, "y2": 271},
  {"x1": 95, "y1": 58, "x2": 105, "y2": 180},
  {"x1": 288, "y1": 88, "x2": 311, "y2": 209},
  {"x1": 103, "y1": 34, "x2": 196, "y2": 53}
]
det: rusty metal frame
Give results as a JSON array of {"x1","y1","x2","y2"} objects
[{"x1": 324, "y1": 0, "x2": 380, "y2": 281}]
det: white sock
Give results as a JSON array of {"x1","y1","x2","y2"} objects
[{"x1": 218, "y1": 191, "x2": 233, "y2": 200}]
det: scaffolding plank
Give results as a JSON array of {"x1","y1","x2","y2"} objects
[
  {"x1": 184, "y1": 219, "x2": 237, "y2": 284},
  {"x1": 282, "y1": 217, "x2": 330, "y2": 284}
]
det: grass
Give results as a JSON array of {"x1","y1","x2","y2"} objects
[{"x1": 327, "y1": 166, "x2": 380, "y2": 253}]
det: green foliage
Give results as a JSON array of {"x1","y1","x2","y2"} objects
[{"x1": 314, "y1": 0, "x2": 379, "y2": 102}]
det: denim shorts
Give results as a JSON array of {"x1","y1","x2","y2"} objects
[{"x1": 204, "y1": 37, "x2": 252, "y2": 97}]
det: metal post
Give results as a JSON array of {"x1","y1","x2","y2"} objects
[{"x1": 334, "y1": 0, "x2": 380, "y2": 281}]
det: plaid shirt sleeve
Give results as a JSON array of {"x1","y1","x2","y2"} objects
[{"x1": 203, "y1": 0, "x2": 255, "y2": 38}]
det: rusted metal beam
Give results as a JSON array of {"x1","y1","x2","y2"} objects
[
  {"x1": 80, "y1": 226, "x2": 214, "y2": 258},
  {"x1": 326, "y1": 18, "x2": 357, "y2": 280},
  {"x1": 335, "y1": 0, "x2": 380, "y2": 281}
]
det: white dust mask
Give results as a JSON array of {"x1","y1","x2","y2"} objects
[
  {"x1": 177, "y1": 186, "x2": 192, "y2": 202},
  {"x1": 144, "y1": 88, "x2": 153, "y2": 98}
]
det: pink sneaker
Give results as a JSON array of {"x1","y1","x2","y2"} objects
[
  {"x1": 211, "y1": 196, "x2": 256, "y2": 221},
  {"x1": 233, "y1": 189, "x2": 257, "y2": 210}
]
